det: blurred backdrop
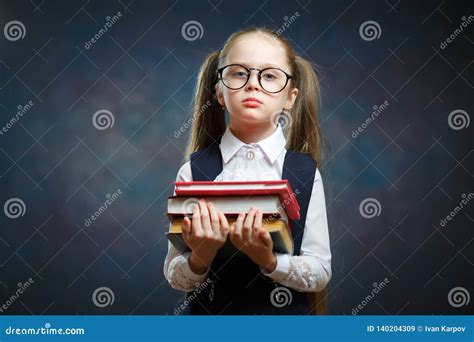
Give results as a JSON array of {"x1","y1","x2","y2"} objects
[{"x1": 0, "y1": 0, "x2": 472, "y2": 315}]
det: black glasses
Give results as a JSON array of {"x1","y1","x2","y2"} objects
[{"x1": 217, "y1": 64, "x2": 293, "y2": 93}]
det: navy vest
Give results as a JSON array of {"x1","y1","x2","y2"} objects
[{"x1": 184, "y1": 141, "x2": 316, "y2": 315}]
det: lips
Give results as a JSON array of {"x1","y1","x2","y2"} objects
[
  {"x1": 243, "y1": 97, "x2": 263, "y2": 104},
  {"x1": 242, "y1": 97, "x2": 263, "y2": 108}
]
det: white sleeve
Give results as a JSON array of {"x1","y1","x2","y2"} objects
[
  {"x1": 163, "y1": 161, "x2": 210, "y2": 292},
  {"x1": 261, "y1": 168, "x2": 332, "y2": 292}
]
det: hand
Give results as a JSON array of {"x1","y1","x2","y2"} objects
[
  {"x1": 229, "y1": 207, "x2": 277, "y2": 273},
  {"x1": 182, "y1": 199, "x2": 229, "y2": 274}
]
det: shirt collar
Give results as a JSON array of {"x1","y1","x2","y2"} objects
[{"x1": 219, "y1": 124, "x2": 286, "y2": 164}]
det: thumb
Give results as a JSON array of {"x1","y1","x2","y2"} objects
[
  {"x1": 229, "y1": 222, "x2": 236, "y2": 235},
  {"x1": 218, "y1": 212, "x2": 229, "y2": 237}
]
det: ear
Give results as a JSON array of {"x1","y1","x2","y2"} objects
[
  {"x1": 284, "y1": 87, "x2": 298, "y2": 110},
  {"x1": 215, "y1": 83, "x2": 225, "y2": 107}
]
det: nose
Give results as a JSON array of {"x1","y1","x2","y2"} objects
[{"x1": 245, "y1": 70, "x2": 260, "y2": 91}]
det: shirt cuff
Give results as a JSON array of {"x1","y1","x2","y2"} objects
[
  {"x1": 260, "y1": 253, "x2": 290, "y2": 282},
  {"x1": 182, "y1": 252, "x2": 210, "y2": 283}
]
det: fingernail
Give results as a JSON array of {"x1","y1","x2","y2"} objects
[{"x1": 208, "y1": 202, "x2": 213, "y2": 206}]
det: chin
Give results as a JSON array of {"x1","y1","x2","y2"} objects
[{"x1": 237, "y1": 111, "x2": 266, "y2": 124}]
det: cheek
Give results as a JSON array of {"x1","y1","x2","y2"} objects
[{"x1": 222, "y1": 92, "x2": 243, "y2": 110}]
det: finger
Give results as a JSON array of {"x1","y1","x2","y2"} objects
[
  {"x1": 182, "y1": 216, "x2": 191, "y2": 239},
  {"x1": 191, "y1": 203, "x2": 203, "y2": 236},
  {"x1": 199, "y1": 199, "x2": 212, "y2": 236},
  {"x1": 259, "y1": 229, "x2": 272, "y2": 248},
  {"x1": 229, "y1": 222, "x2": 236, "y2": 243},
  {"x1": 233, "y1": 212, "x2": 245, "y2": 241},
  {"x1": 218, "y1": 212, "x2": 229, "y2": 238},
  {"x1": 207, "y1": 202, "x2": 220, "y2": 235},
  {"x1": 242, "y1": 207, "x2": 256, "y2": 242},
  {"x1": 252, "y1": 210, "x2": 263, "y2": 241}
]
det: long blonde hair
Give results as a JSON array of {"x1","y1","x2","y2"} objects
[{"x1": 184, "y1": 27, "x2": 324, "y2": 166}]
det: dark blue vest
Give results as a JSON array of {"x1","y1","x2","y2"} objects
[{"x1": 184, "y1": 142, "x2": 316, "y2": 314}]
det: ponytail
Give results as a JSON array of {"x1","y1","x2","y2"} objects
[
  {"x1": 184, "y1": 51, "x2": 226, "y2": 162},
  {"x1": 286, "y1": 55, "x2": 324, "y2": 166}
]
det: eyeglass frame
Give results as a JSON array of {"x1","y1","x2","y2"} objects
[{"x1": 216, "y1": 64, "x2": 293, "y2": 94}]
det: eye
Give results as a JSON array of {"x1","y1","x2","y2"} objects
[
  {"x1": 262, "y1": 72, "x2": 277, "y2": 81},
  {"x1": 263, "y1": 73, "x2": 276, "y2": 80},
  {"x1": 233, "y1": 71, "x2": 248, "y2": 78}
]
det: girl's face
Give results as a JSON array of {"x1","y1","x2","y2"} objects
[{"x1": 216, "y1": 34, "x2": 298, "y2": 128}]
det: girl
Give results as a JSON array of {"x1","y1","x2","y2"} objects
[{"x1": 163, "y1": 27, "x2": 331, "y2": 315}]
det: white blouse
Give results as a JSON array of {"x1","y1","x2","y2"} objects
[{"x1": 163, "y1": 124, "x2": 332, "y2": 292}]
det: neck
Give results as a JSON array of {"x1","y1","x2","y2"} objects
[{"x1": 229, "y1": 121, "x2": 277, "y2": 144}]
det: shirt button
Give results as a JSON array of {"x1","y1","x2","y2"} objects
[{"x1": 246, "y1": 151, "x2": 255, "y2": 160}]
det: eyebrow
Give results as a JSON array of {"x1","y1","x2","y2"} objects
[{"x1": 229, "y1": 62, "x2": 284, "y2": 69}]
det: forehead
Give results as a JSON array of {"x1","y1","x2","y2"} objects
[{"x1": 225, "y1": 34, "x2": 289, "y2": 70}]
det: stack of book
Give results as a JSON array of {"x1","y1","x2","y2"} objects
[{"x1": 166, "y1": 180, "x2": 300, "y2": 255}]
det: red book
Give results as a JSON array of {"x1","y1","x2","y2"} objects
[{"x1": 174, "y1": 180, "x2": 300, "y2": 220}]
